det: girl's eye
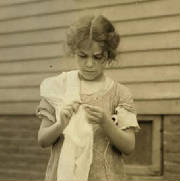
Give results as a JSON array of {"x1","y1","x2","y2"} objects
[
  {"x1": 77, "y1": 52, "x2": 88, "y2": 58},
  {"x1": 93, "y1": 54, "x2": 103, "y2": 60}
]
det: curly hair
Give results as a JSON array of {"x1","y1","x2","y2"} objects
[{"x1": 66, "y1": 15, "x2": 120, "y2": 61}]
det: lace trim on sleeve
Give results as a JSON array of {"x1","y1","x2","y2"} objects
[
  {"x1": 36, "y1": 98, "x2": 56, "y2": 123},
  {"x1": 112, "y1": 107, "x2": 140, "y2": 132}
]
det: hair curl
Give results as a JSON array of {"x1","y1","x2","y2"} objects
[{"x1": 66, "y1": 15, "x2": 120, "y2": 61}]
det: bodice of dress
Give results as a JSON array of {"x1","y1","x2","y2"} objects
[
  {"x1": 36, "y1": 77, "x2": 140, "y2": 181},
  {"x1": 80, "y1": 84, "x2": 125, "y2": 181}
]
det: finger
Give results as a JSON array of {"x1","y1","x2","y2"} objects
[
  {"x1": 63, "y1": 109, "x2": 73, "y2": 119},
  {"x1": 85, "y1": 109, "x2": 103, "y2": 120},
  {"x1": 86, "y1": 114, "x2": 100, "y2": 124},
  {"x1": 61, "y1": 114, "x2": 69, "y2": 124},
  {"x1": 72, "y1": 102, "x2": 81, "y2": 112},
  {"x1": 61, "y1": 116, "x2": 70, "y2": 129},
  {"x1": 84, "y1": 106, "x2": 104, "y2": 118},
  {"x1": 64, "y1": 106, "x2": 74, "y2": 116},
  {"x1": 73, "y1": 100, "x2": 82, "y2": 105},
  {"x1": 64, "y1": 104, "x2": 73, "y2": 111},
  {"x1": 87, "y1": 114, "x2": 101, "y2": 124},
  {"x1": 84, "y1": 104, "x2": 102, "y2": 113},
  {"x1": 65, "y1": 102, "x2": 81, "y2": 113}
]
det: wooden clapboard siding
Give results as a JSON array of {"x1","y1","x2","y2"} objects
[
  {"x1": 0, "y1": 43, "x2": 63, "y2": 62},
  {"x1": 0, "y1": 82, "x2": 179, "y2": 102},
  {"x1": 0, "y1": 32, "x2": 179, "y2": 62},
  {"x1": 0, "y1": 15, "x2": 179, "y2": 48},
  {"x1": 0, "y1": 0, "x2": 179, "y2": 115},
  {"x1": 0, "y1": 0, "x2": 179, "y2": 180},
  {"x1": 0, "y1": 28, "x2": 67, "y2": 48},
  {"x1": 0, "y1": 99, "x2": 179, "y2": 115},
  {"x1": 0, "y1": 49, "x2": 179, "y2": 74},
  {"x1": 105, "y1": 65, "x2": 180, "y2": 83},
  {"x1": 0, "y1": 0, "x2": 158, "y2": 20},
  {"x1": 0, "y1": 65, "x2": 179, "y2": 88},
  {"x1": 119, "y1": 31, "x2": 179, "y2": 51},
  {"x1": 0, "y1": 0, "x2": 179, "y2": 34},
  {"x1": 0, "y1": 115, "x2": 48, "y2": 179},
  {"x1": 0, "y1": 0, "x2": 51, "y2": 7},
  {"x1": 128, "y1": 82, "x2": 180, "y2": 100},
  {"x1": 137, "y1": 99, "x2": 180, "y2": 114}
]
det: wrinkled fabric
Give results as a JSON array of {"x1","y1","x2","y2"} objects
[
  {"x1": 39, "y1": 70, "x2": 93, "y2": 181},
  {"x1": 57, "y1": 106, "x2": 93, "y2": 181}
]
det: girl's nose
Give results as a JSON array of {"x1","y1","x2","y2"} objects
[{"x1": 86, "y1": 57, "x2": 93, "y2": 67}]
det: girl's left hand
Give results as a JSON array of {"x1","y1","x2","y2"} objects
[{"x1": 83, "y1": 104, "x2": 108, "y2": 125}]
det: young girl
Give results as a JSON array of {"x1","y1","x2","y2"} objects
[{"x1": 36, "y1": 15, "x2": 140, "y2": 181}]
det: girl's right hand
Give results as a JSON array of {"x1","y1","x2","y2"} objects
[{"x1": 59, "y1": 101, "x2": 81, "y2": 131}]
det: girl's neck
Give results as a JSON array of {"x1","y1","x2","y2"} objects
[
  {"x1": 78, "y1": 72, "x2": 106, "y2": 95},
  {"x1": 78, "y1": 72, "x2": 105, "y2": 83}
]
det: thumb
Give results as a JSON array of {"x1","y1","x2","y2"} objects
[{"x1": 72, "y1": 101, "x2": 81, "y2": 112}]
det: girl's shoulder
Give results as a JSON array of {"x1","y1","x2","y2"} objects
[
  {"x1": 112, "y1": 81, "x2": 136, "y2": 114},
  {"x1": 108, "y1": 78, "x2": 133, "y2": 98}
]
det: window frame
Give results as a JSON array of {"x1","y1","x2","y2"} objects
[{"x1": 125, "y1": 115, "x2": 162, "y2": 176}]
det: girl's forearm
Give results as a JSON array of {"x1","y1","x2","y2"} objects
[
  {"x1": 102, "y1": 119, "x2": 135, "y2": 155},
  {"x1": 38, "y1": 121, "x2": 63, "y2": 148}
]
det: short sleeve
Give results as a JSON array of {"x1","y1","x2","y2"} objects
[
  {"x1": 36, "y1": 98, "x2": 56, "y2": 123},
  {"x1": 112, "y1": 83, "x2": 140, "y2": 132}
]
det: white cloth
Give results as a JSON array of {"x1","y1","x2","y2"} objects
[{"x1": 40, "y1": 70, "x2": 93, "y2": 181}]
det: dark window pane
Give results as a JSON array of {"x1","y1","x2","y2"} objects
[{"x1": 124, "y1": 121, "x2": 152, "y2": 165}]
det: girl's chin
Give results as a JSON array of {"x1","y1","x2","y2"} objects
[
  {"x1": 79, "y1": 71, "x2": 102, "y2": 81},
  {"x1": 81, "y1": 74, "x2": 97, "y2": 81}
]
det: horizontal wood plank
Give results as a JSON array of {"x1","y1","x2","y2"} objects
[
  {"x1": 115, "y1": 15, "x2": 180, "y2": 36},
  {"x1": 0, "y1": 43, "x2": 63, "y2": 62},
  {"x1": 0, "y1": 99, "x2": 179, "y2": 115},
  {"x1": 0, "y1": 72, "x2": 56, "y2": 88},
  {"x1": 126, "y1": 176, "x2": 163, "y2": 181},
  {"x1": 119, "y1": 31, "x2": 180, "y2": 52},
  {"x1": 0, "y1": 28, "x2": 67, "y2": 48},
  {"x1": 127, "y1": 82, "x2": 180, "y2": 100},
  {"x1": 0, "y1": 65, "x2": 179, "y2": 88},
  {"x1": 105, "y1": 65, "x2": 180, "y2": 83},
  {"x1": 0, "y1": 0, "x2": 154, "y2": 20},
  {"x1": 0, "y1": 82, "x2": 179, "y2": 102},
  {"x1": 0, "y1": 0, "x2": 179, "y2": 34},
  {"x1": 0, "y1": 15, "x2": 179, "y2": 48},
  {"x1": 136, "y1": 99, "x2": 180, "y2": 114},
  {"x1": 0, "y1": 49, "x2": 179, "y2": 74},
  {"x1": 0, "y1": 32, "x2": 179, "y2": 62},
  {"x1": 0, "y1": 102, "x2": 38, "y2": 115},
  {"x1": 0, "y1": 88, "x2": 40, "y2": 102},
  {"x1": 125, "y1": 165, "x2": 161, "y2": 176},
  {"x1": 0, "y1": 0, "x2": 47, "y2": 7}
]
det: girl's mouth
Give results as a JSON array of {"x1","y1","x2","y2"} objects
[{"x1": 83, "y1": 70, "x2": 96, "y2": 72}]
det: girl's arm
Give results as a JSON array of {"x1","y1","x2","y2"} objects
[
  {"x1": 38, "y1": 117, "x2": 63, "y2": 148},
  {"x1": 37, "y1": 101, "x2": 81, "y2": 148},
  {"x1": 84, "y1": 104, "x2": 136, "y2": 155},
  {"x1": 102, "y1": 119, "x2": 135, "y2": 155}
]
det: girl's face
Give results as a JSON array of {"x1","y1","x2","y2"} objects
[{"x1": 76, "y1": 40, "x2": 106, "y2": 81}]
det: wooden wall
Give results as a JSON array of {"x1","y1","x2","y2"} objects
[
  {"x1": 0, "y1": 0, "x2": 179, "y2": 180},
  {"x1": 0, "y1": 0, "x2": 179, "y2": 115}
]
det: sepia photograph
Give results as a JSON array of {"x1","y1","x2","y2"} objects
[{"x1": 0, "y1": 0, "x2": 179, "y2": 180}]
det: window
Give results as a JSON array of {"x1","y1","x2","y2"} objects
[{"x1": 124, "y1": 115, "x2": 162, "y2": 176}]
